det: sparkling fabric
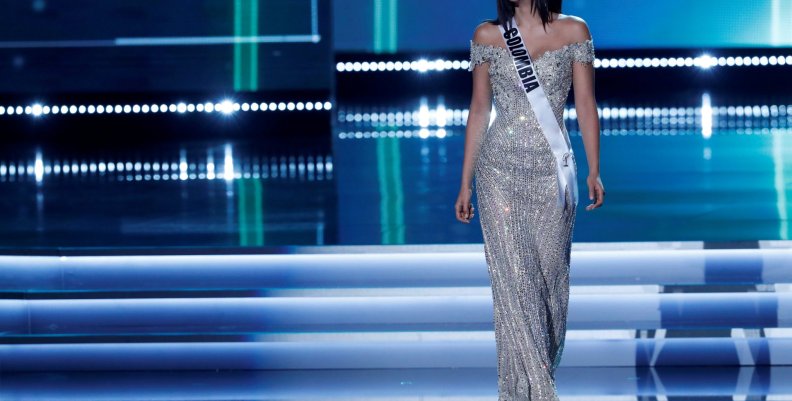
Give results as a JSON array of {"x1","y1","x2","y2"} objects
[{"x1": 468, "y1": 37, "x2": 595, "y2": 400}]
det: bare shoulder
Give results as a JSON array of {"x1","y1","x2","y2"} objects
[
  {"x1": 555, "y1": 14, "x2": 592, "y2": 43},
  {"x1": 472, "y1": 21, "x2": 502, "y2": 47}
]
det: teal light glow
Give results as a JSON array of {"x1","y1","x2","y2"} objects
[
  {"x1": 377, "y1": 137, "x2": 405, "y2": 244},
  {"x1": 234, "y1": 0, "x2": 259, "y2": 92},
  {"x1": 373, "y1": 0, "x2": 398, "y2": 53},
  {"x1": 771, "y1": 0, "x2": 792, "y2": 46},
  {"x1": 772, "y1": 129, "x2": 789, "y2": 240}
]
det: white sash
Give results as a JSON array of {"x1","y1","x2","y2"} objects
[{"x1": 497, "y1": 16, "x2": 578, "y2": 210}]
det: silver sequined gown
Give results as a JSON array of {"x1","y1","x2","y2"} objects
[{"x1": 468, "y1": 36, "x2": 595, "y2": 400}]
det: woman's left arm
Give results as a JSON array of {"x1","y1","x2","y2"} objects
[{"x1": 570, "y1": 18, "x2": 605, "y2": 210}]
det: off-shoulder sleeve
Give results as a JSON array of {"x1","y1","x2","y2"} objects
[
  {"x1": 468, "y1": 40, "x2": 491, "y2": 72},
  {"x1": 570, "y1": 39, "x2": 595, "y2": 64}
]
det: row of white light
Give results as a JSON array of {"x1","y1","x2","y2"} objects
[
  {"x1": 597, "y1": 54, "x2": 792, "y2": 69},
  {"x1": 340, "y1": 108, "x2": 467, "y2": 125},
  {"x1": 336, "y1": 54, "x2": 792, "y2": 72},
  {"x1": 339, "y1": 104, "x2": 791, "y2": 126},
  {"x1": 338, "y1": 128, "x2": 450, "y2": 139},
  {"x1": 0, "y1": 100, "x2": 333, "y2": 117},
  {"x1": 338, "y1": 92, "x2": 788, "y2": 140},
  {"x1": 0, "y1": 161, "x2": 332, "y2": 174},
  {"x1": 336, "y1": 127, "x2": 791, "y2": 140},
  {"x1": 0, "y1": 171, "x2": 332, "y2": 182},
  {"x1": 586, "y1": 104, "x2": 792, "y2": 119},
  {"x1": 581, "y1": 127, "x2": 792, "y2": 136},
  {"x1": 0, "y1": 158, "x2": 333, "y2": 182}
]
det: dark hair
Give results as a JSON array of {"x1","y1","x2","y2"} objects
[{"x1": 486, "y1": 0, "x2": 562, "y2": 32}]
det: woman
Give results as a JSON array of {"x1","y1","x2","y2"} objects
[{"x1": 454, "y1": 0, "x2": 604, "y2": 399}]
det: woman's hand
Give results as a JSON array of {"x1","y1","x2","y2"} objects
[
  {"x1": 455, "y1": 187, "x2": 475, "y2": 223},
  {"x1": 585, "y1": 174, "x2": 605, "y2": 211}
]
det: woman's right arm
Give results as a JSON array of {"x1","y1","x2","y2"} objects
[{"x1": 456, "y1": 24, "x2": 493, "y2": 223}]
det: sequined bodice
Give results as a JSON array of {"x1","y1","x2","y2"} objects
[{"x1": 469, "y1": 38, "x2": 595, "y2": 129}]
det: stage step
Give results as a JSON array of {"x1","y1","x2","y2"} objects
[
  {"x1": 0, "y1": 336, "x2": 788, "y2": 371},
  {"x1": 0, "y1": 292, "x2": 790, "y2": 335},
  {"x1": 0, "y1": 248, "x2": 789, "y2": 292},
  {"x1": 0, "y1": 244, "x2": 790, "y2": 371}
]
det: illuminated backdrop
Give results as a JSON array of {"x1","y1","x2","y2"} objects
[
  {"x1": 0, "y1": 0, "x2": 332, "y2": 94},
  {"x1": 334, "y1": 0, "x2": 792, "y2": 53}
]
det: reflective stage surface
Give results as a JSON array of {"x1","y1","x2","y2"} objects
[{"x1": 0, "y1": 367, "x2": 787, "y2": 400}]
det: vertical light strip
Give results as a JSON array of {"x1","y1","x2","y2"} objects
[
  {"x1": 373, "y1": 0, "x2": 383, "y2": 52},
  {"x1": 376, "y1": 138, "x2": 389, "y2": 242},
  {"x1": 224, "y1": 144, "x2": 235, "y2": 181},
  {"x1": 772, "y1": 130, "x2": 789, "y2": 240},
  {"x1": 34, "y1": 149, "x2": 44, "y2": 183},
  {"x1": 237, "y1": 178, "x2": 264, "y2": 246},
  {"x1": 786, "y1": 0, "x2": 792, "y2": 45},
  {"x1": 234, "y1": 0, "x2": 259, "y2": 91},
  {"x1": 388, "y1": 0, "x2": 398, "y2": 51},
  {"x1": 238, "y1": 178, "x2": 249, "y2": 246},
  {"x1": 773, "y1": 0, "x2": 792, "y2": 46},
  {"x1": 253, "y1": 178, "x2": 264, "y2": 245},
  {"x1": 388, "y1": 136, "x2": 404, "y2": 243},
  {"x1": 772, "y1": 0, "x2": 781, "y2": 46},
  {"x1": 250, "y1": 0, "x2": 259, "y2": 90},
  {"x1": 234, "y1": 0, "x2": 243, "y2": 91},
  {"x1": 701, "y1": 92, "x2": 712, "y2": 139},
  {"x1": 311, "y1": 0, "x2": 319, "y2": 37},
  {"x1": 377, "y1": 137, "x2": 405, "y2": 244},
  {"x1": 373, "y1": 0, "x2": 397, "y2": 53}
]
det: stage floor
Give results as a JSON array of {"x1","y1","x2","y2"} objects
[{"x1": 0, "y1": 366, "x2": 785, "y2": 400}]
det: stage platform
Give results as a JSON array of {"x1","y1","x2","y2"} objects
[{"x1": 1, "y1": 241, "x2": 791, "y2": 399}]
